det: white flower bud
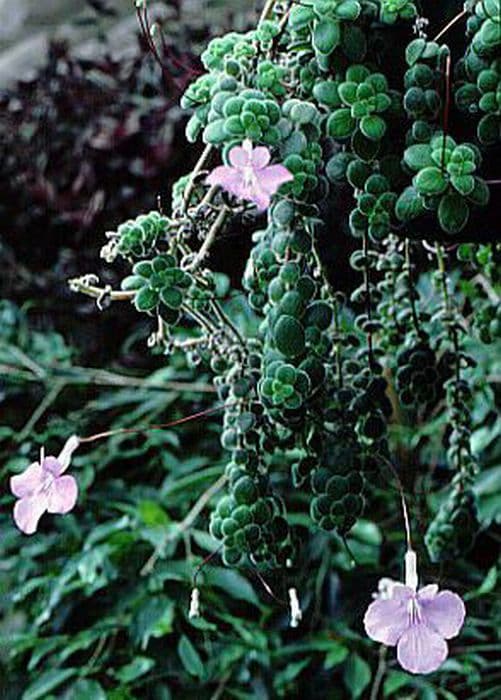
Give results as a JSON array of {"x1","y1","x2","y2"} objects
[
  {"x1": 189, "y1": 587, "x2": 200, "y2": 619},
  {"x1": 289, "y1": 588, "x2": 302, "y2": 628}
]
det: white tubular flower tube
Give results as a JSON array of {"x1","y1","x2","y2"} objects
[
  {"x1": 405, "y1": 549, "x2": 418, "y2": 591},
  {"x1": 289, "y1": 588, "x2": 302, "y2": 628}
]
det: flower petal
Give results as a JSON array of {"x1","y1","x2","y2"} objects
[
  {"x1": 42, "y1": 456, "x2": 63, "y2": 476},
  {"x1": 47, "y1": 475, "x2": 78, "y2": 514},
  {"x1": 397, "y1": 623, "x2": 448, "y2": 674},
  {"x1": 417, "y1": 584, "x2": 439, "y2": 599},
  {"x1": 251, "y1": 146, "x2": 271, "y2": 169},
  {"x1": 10, "y1": 462, "x2": 44, "y2": 498},
  {"x1": 229, "y1": 145, "x2": 252, "y2": 169},
  {"x1": 13, "y1": 495, "x2": 48, "y2": 535},
  {"x1": 206, "y1": 166, "x2": 244, "y2": 196},
  {"x1": 420, "y1": 590, "x2": 466, "y2": 639},
  {"x1": 259, "y1": 165, "x2": 294, "y2": 194},
  {"x1": 57, "y1": 435, "x2": 80, "y2": 473},
  {"x1": 364, "y1": 596, "x2": 410, "y2": 646},
  {"x1": 249, "y1": 185, "x2": 272, "y2": 211},
  {"x1": 391, "y1": 584, "x2": 415, "y2": 600}
]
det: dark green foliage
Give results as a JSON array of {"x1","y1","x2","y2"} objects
[
  {"x1": 104, "y1": 211, "x2": 170, "y2": 262},
  {"x1": 122, "y1": 255, "x2": 192, "y2": 321}
]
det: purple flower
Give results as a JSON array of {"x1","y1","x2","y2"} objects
[
  {"x1": 206, "y1": 139, "x2": 293, "y2": 211},
  {"x1": 10, "y1": 436, "x2": 80, "y2": 535},
  {"x1": 364, "y1": 581, "x2": 466, "y2": 674}
]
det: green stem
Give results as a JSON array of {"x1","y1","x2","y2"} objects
[
  {"x1": 186, "y1": 207, "x2": 229, "y2": 272},
  {"x1": 210, "y1": 299, "x2": 246, "y2": 347},
  {"x1": 182, "y1": 143, "x2": 213, "y2": 211},
  {"x1": 404, "y1": 238, "x2": 421, "y2": 335},
  {"x1": 363, "y1": 232, "x2": 375, "y2": 367}
]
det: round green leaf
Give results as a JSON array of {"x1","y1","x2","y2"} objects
[
  {"x1": 395, "y1": 186, "x2": 425, "y2": 222},
  {"x1": 360, "y1": 115, "x2": 386, "y2": 141},
  {"x1": 403, "y1": 144, "x2": 434, "y2": 171},
  {"x1": 135, "y1": 287, "x2": 158, "y2": 312},
  {"x1": 477, "y1": 113, "x2": 500, "y2": 145},
  {"x1": 480, "y1": 19, "x2": 501, "y2": 49},
  {"x1": 326, "y1": 108, "x2": 356, "y2": 139},
  {"x1": 468, "y1": 178, "x2": 490, "y2": 206},
  {"x1": 274, "y1": 315, "x2": 306, "y2": 358},
  {"x1": 438, "y1": 193, "x2": 470, "y2": 234},
  {"x1": 414, "y1": 166, "x2": 448, "y2": 195},
  {"x1": 451, "y1": 174, "x2": 476, "y2": 196},
  {"x1": 313, "y1": 80, "x2": 341, "y2": 107},
  {"x1": 406, "y1": 38, "x2": 426, "y2": 65},
  {"x1": 160, "y1": 287, "x2": 183, "y2": 310},
  {"x1": 338, "y1": 81, "x2": 358, "y2": 106},
  {"x1": 347, "y1": 159, "x2": 372, "y2": 188},
  {"x1": 334, "y1": 0, "x2": 361, "y2": 21},
  {"x1": 313, "y1": 18, "x2": 341, "y2": 55},
  {"x1": 202, "y1": 119, "x2": 227, "y2": 144}
]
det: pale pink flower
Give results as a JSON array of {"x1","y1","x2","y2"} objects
[
  {"x1": 364, "y1": 551, "x2": 466, "y2": 674},
  {"x1": 10, "y1": 435, "x2": 80, "y2": 534},
  {"x1": 206, "y1": 139, "x2": 293, "y2": 211}
]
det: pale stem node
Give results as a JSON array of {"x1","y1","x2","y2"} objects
[{"x1": 289, "y1": 588, "x2": 302, "y2": 628}]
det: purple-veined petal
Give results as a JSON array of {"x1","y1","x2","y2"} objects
[
  {"x1": 420, "y1": 590, "x2": 466, "y2": 639},
  {"x1": 47, "y1": 475, "x2": 78, "y2": 514},
  {"x1": 42, "y1": 456, "x2": 63, "y2": 476},
  {"x1": 251, "y1": 146, "x2": 271, "y2": 169},
  {"x1": 13, "y1": 494, "x2": 48, "y2": 535},
  {"x1": 259, "y1": 165, "x2": 294, "y2": 195},
  {"x1": 229, "y1": 145, "x2": 252, "y2": 169},
  {"x1": 10, "y1": 462, "x2": 44, "y2": 498},
  {"x1": 364, "y1": 596, "x2": 410, "y2": 646},
  {"x1": 249, "y1": 185, "x2": 272, "y2": 211},
  {"x1": 389, "y1": 583, "x2": 415, "y2": 601},
  {"x1": 417, "y1": 584, "x2": 439, "y2": 599},
  {"x1": 397, "y1": 622, "x2": 448, "y2": 674},
  {"x1": 57, "y1": 434, "x2": 80, "y2": 473},
  {"x1": 206, "y1": 166, "x2": 244, "y2": 196}
]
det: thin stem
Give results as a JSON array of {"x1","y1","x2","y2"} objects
[
  {"x1": 192, "y1": 543, "x2": 224, "y2": 586},
  {"x1": 471, "y1": 273, "x2": 500, "y2": 304},
  {"x1": 79, "y1": 402, "x2": 235, "y2": 444},
  {"x1": 210, "y1": 299, "x2": 246, "y2": 346},
  {"x1": 183, "y1": 143, "x2": 214, "y2": 211},
  {"x1": 441, "y1": 53, "x2": 452, "y2": 170},
  {"x1": 17, "y1": 380, "x2": 65, "y2": 442},
  {"x1": 381, "y1": 456, "x2": 413, "y2": 551},
  {"x1": 332, "y1": 298, "x2": 343, "y2": 388},
  {"x1": 432, "y1": 9, "x2": 467, "y2": 43},
  {"x1": 259, "y1": 0, "x2": 278, "y2": 23},
  {"x1": 404, "y1": 238, "x2": 421, "y2": 335},
  {"x1": 182, "y1": 303, "x2": 219, "y2": 333},
  {"x1": 210, "y1": 670, "x2": 233, "y2": 700},
  {"x1": 4, "y1": 344, "x2": 46, "y2": 378},
  {"x1": 140, "y1": 475, "x2": 227, "y2": 576},
  {"x1": 362, "y1": 232, "x2": 375, "y2": 367},
  {"x1": 68, "y1": 278, "x2": 135, "y2": 303},
  {"x1": 252, "y1": 568, "x2": 288, "y2": 607},
  {"x1": 369, "y1": 645, "x2": 388, "y2": 700},
  {"x1": 435, "y1": 243, "x2": 460, "y2": 383},
  {"x1": 0, "y1": 362, "x2": 215, "y2": 394},
  {"x1": 186, "y1": 207, "x2": 228, "y2": 271}
]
